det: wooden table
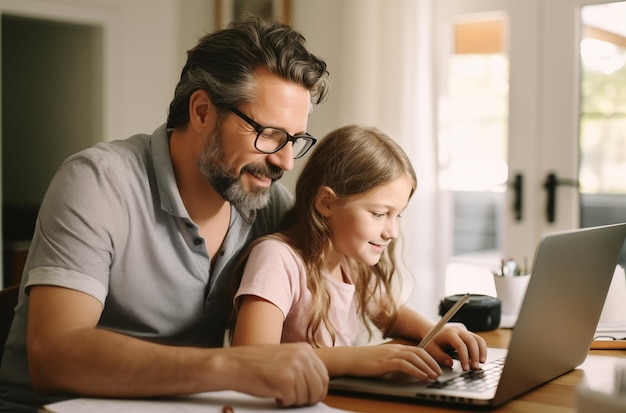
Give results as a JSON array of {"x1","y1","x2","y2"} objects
[{"x1": 324, "y1": 329, "x2": 625, "y2": 412}]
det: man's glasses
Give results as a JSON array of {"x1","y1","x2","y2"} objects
[{"x1": 229, "y1": 108, "x2": 317, "y2": 159}]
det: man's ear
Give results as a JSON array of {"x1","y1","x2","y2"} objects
[
  {"x1": 188, "y1": 89, "x2": 215, "y2": 133},
  {"x1": 315, "y1": 186, "x2": 338, "y2": 217}
]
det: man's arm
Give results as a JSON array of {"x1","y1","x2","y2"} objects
[{"x1": 27, "y1": 285, "x2": 328, "y2": 406}]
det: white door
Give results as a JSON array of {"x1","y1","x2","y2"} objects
[
  {"x1": 436, "y1": 0, "x2": 626, "y2": 294},
  {"x1": 539, "y1": 0, "x2": 626, "y2": 236}
]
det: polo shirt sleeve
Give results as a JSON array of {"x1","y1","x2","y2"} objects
[
  {"x1": 25, "y1": 145, "x2": 130, "y2": 303},
  {"x1": 234, "y1": 238, "x2": 305, "y2": 319}
]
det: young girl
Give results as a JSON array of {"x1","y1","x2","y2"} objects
[{"x1": 232, "y1": 125, "x2": 486, "y2": 380}]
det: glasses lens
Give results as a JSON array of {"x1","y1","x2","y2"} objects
[
  {"x1": 292, "y1": 137, "x2": 313, "y2": 159},
  {"x1": 256, "y1": 128, "x2": 287, "y2": 153},
  {"x1": 254, "y1": 127, "x2": 315, "y2": 158}
]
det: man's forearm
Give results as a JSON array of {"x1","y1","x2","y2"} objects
[{"x1": 29, "y1": 328, "x2": 227, "y2": 397}]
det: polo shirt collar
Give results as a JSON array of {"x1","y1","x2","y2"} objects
[
  {"x1": 149, "y1": 123, "x2": 257, "y2": 224},
  {"x1": 151, "y1": 123, "x2": 187, "y2": 218}
]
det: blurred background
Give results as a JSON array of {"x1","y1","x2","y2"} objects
[{"x1": 1, "y1": 0, "x2": 624, "y2": 318}]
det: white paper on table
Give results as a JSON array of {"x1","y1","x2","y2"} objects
[
  {"x1": 43, "y1": 390, "x2": 355, "y2": 413},
  {"x1": 598, "y1": 265, "x2": 626, "y2": 325},
  {"x1": 594, "y1": 324, "x2": 626, "y2": 340},
  {"x1": 594, "y1": 265, "x2": 626, "y2": 339}
]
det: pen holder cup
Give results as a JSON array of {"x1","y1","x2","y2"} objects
[{"x1": 493, "y1": 274, "x2": 530, "y2": 327}]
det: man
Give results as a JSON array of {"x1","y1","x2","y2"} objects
[{"x1": 0, "y1": 16, "x2": 330, "y2": 411}]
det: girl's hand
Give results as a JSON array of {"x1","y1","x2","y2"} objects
[
  {"x1": 315, "y1": 344, "x2": 442, "y2": 380},
  {"x1": 425, "y1": 322, "x2": 488, "y2": 371}
]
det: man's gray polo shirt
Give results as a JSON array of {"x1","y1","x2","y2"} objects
[{"x1": 0, "y1": 123, "x2": 293, "y2": 406}]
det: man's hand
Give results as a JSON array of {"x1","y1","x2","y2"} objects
[{"x1": 223, "y1": 343, "x2": 329, "y2": 407}]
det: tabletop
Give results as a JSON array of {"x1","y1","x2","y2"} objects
[{"x1": 323, "y1": 328, "x2": 625, "y2": 412}]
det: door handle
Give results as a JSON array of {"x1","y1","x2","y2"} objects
[
  {"x1": 543, "y1": 172, "x2": 578, "y2": 223},
  {"x1": 512, "y1": 173, "x2": 523, "y2": 222}
]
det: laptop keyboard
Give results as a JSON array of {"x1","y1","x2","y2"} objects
[{"x1": 427, "y1": 357, "x2": 506, "y2": 392}]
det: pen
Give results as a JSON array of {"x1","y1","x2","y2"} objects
[{"x1": 418, "y1": 292, "x2": 470, "y2": 348}]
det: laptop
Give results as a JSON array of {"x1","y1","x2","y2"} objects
[{"x1": 329, "y1": 223, "x2": 626, "y2": 408}]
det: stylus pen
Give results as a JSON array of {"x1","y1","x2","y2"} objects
[{"x1": 417, "y1": 292, "x2": 470, "y2": 349}]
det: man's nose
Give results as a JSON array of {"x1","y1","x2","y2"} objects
[{"x1": 267, "y1": 143, "x2": 295, "y2": 172}]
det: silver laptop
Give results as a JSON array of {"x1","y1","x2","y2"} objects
[{"x1": 329, "y1": 223, "x2": 626, "y2": 408}]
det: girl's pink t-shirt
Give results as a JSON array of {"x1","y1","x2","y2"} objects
[{"x1": 234, "y1": 236, "x2": 359, "y2": 346}]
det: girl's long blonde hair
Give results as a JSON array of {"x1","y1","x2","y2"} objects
[{"x1": 277, "y1": 125, "x2": 418, "y2": 347}]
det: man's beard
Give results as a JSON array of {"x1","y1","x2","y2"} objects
[{"x1": 197, "y1": 126, "x2": 283, "y2": 215}]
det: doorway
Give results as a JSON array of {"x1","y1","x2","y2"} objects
[
  {"x1": 1, "y1": 14, "x2": 103, "y2": 287},
  {"x1": 436, "y1": 0, "x2": 626, "y2": 296}
]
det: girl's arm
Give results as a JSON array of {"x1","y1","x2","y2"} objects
[
  {"x1": 233, "y1": 296, "x2": 445, "y2": 382},
  {"x1": 231, "y1": 237, "x2": 299, "y2": 346},
  {"x1": 233, "y1": 295, "x2": 443, "y2": 381},
  {"x1": 379, "y1": 306, "x2": 488, "y2": 371},
  {"x1": 232, "y1": 295, "x2": 284, "y2": 345},
  {"x1": 381, "y1": 306, "x2": 436, "y2": 341}
]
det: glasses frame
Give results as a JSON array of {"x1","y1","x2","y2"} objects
[{"x1": 229, "y1": 108, "x2": 317, "y2": 159}]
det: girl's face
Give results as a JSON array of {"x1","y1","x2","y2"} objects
[{"x1": 325, "y1": 175, "x2": 413, "y2": 266}]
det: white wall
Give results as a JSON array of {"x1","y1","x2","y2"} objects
[
  {"x1": 285, "y1": 0, "x2": 398, "y2": 190},
  {"x1": 292, "y1": 0, "x2": 444, "y2": 317},
  {"x1": 0, "y1": 0, "x2": 213, "y2": 141}
]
